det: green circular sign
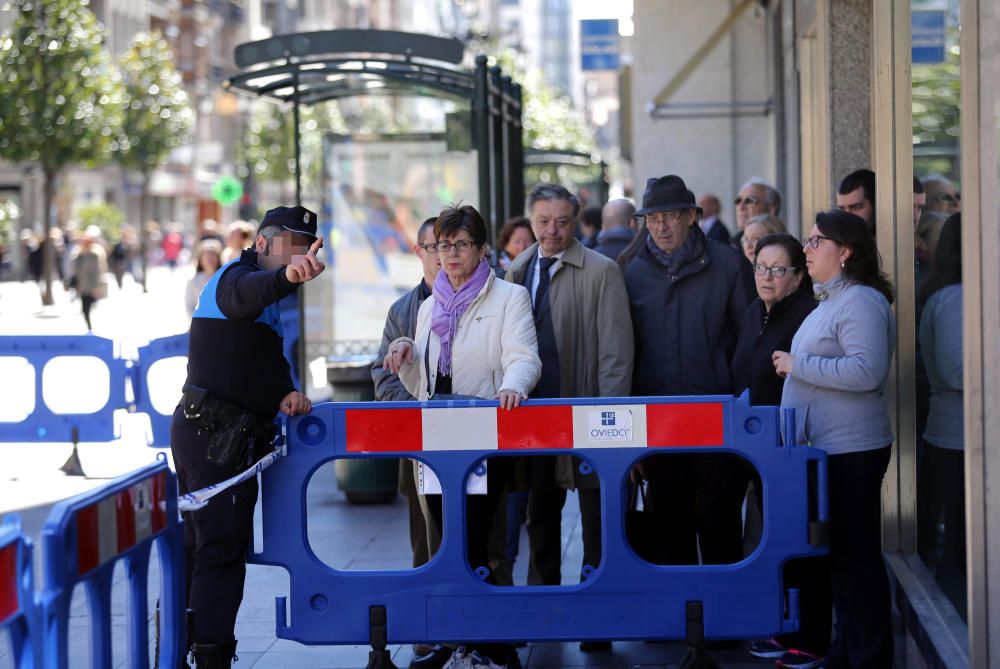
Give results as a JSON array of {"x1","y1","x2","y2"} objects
[{"x1": 212, "y1": 176, "x2": 244, "y2": 206}]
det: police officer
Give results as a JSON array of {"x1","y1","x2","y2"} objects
[{"x1": 171, "y1": 205, "x2": 325, "y2": 668}]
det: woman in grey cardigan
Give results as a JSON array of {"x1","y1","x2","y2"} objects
[{"x1": 772, "y1": 210, "x2": 896, "y2": 669}]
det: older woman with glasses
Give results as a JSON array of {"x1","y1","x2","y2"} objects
[
  {"x1": 733, "y1": 234, "x2": 828, "y2": 668},
  {"x1": 383, "y1": 204, "x2": 539, "y2": 668},
  {"x1": 733, "y1": 233, "x2": 815, "y2": 406},
  {"x1": 771, "y1": 210, "x2": 896, "y2": 669}
]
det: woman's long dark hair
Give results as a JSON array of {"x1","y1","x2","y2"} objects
[
  {"x1": 919, "y1": 213, "x2": 961, "y2": 303},
  {"x1": 815, "y1": 210, "x2": 895, "y2": 304},
  {"x1": 754, "y1": 233, "x2": 813, "y2": 295}
]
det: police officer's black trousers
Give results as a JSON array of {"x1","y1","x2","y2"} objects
[{"x1": 170, "y1": 407, "x2": 257, "y2": 646}]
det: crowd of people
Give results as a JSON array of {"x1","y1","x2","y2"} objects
[
  {"x1": 164, "y1": 167, "x2": 962, "y2": 669},
  {"x1": 7, "y1": 216, "x2": 262, "y2": 330},
  {"x1": 369, "y1": 169, "x2": 962, "y2": 669}
]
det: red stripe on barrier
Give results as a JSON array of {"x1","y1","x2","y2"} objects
[
  {"x1": 646, "y1": 403, "x2": 724, "y2": 447},
  {"x1": 0, "y1": 542, "x2": 18, "y2": 623},
  {"x1": 497, "y1": 405, "x2": 574, "y2": 450},
  {"x1": 346, "y1": 408, "x2": 423, "y2": 452},
  {"x1": 115, "y1": 489, "x2": 136, "y2": 553},
  {"x1": 151, "y1": 472, "x2": 167, "y2": 533},
  {"x1": 76, "y1": 505, "x2": 100, "y2": 575}
]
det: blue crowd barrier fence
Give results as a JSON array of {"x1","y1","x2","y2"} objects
[
  {"x1": 0, "y1": 336, "x2": 128, "y2": 443},
  {"x1": 133, "y1": 333, "x2": 190, "y2": 447},
  {"x1": 1, "y1": 515, "x2": 42, "y2": 669},
  {"x1": 39, "y1": 457, "x2": 186, "y2": 669},
  {"x1": 252, "y1": 394, "x2": 829, "y2": 650},
  {"x1": 0, "y1": 334, "x2": 189, "y2": 447}
]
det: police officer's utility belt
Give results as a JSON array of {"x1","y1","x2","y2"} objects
[{"x1": 180, "y1": 385, "x2": 277, "y2": 474}]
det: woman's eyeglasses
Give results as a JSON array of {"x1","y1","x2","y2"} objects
[
  {"x1": 802, "y1": 235, "x2": 832, "y2": 249},
  {"x1": 434, "y1": 240, "x2": 480, "y2": 253},
  {"x1": 753, "y1": 263, "x2": 795, "y2": 278}
]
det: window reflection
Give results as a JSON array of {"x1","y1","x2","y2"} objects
[{"x1": 915, "y1": 214, "x2": 966, "y2": 620}]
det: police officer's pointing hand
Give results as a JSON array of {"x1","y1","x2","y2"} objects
[{"x1": 286, "y1": 238, "x2": 326, "y2": 284}]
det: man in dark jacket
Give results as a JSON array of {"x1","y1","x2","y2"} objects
[
  {"x1": 593, "y1": 198, "x2": 635, "y2": 260},
  {"x1": 172, "y1": 205, "x2": 324, "y2": 667},
  {"x1": 623, "y1": 175, "x2": 755, "y2": 566},
  {"x1": 371, "y1": 217, "x2": 443, "y2": 665},
  {"x1": 371, "y1": 218, "x2": 439, "y2": 565}
]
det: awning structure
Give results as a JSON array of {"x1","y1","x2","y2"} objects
[
  {"x1": 227, "y1": 30, "x2": 474, "y2": 104},
  {"x1": 226, "y1": 30, "x2": 525, "y2": 374},
  {"x1": 225, "y1": 29, "x2": 525, "y2": 231}
]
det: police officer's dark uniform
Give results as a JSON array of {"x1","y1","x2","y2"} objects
[{"x1": 171, "y1": 206, "x2": 318, "y2": 667}]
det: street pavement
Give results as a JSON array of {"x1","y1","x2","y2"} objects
[{"x1": 0, "y1": 269, "x2": 766, "y2": 668}]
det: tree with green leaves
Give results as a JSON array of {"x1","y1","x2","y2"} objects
[
  {"x1": 491, "y1": 48, "x2": 595, "y2": 155},
  {"x1": 0, "y1": 0, "x2": 123, "y2": 304},
  {"x1": 912, "y1": 42, "x2": 960, "y2": 182},
  {"x1": 76, "y1": 200, "x2": 125, "y2": 241},
  {"x1": 116, "y1": 30, "x2": 194, "y2": 290}
]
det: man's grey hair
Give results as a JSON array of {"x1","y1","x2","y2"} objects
[
  {"x1": 740, "y1": 177, "x2": 783, "y2": 215},
  {"x1": 526, "y1": 183, "x2": 581, "y2": 218},
  {"x1": 602, "y1": 199, "x2": 635, "y2": 230}
]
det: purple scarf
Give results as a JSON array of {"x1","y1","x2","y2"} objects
[{"x1": 431, "y1": 260, "x2": 491, "y2": 376}]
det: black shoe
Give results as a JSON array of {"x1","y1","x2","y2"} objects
[
  {"x1": 579, "y1": 640, "x2": 612, "y2": 652},
  {"x1": 191, "y1": 640, "x2": 237, "y2": 669},
  {"x1": 409, "y1": 644, "x2": 454, "y2": 669}
]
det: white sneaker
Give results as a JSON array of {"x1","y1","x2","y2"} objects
[
  {"x1": 468, "y1": 650, "x2": 506, "y2": 669},
  {"x1": 442, "y1": 646, "x2": 471, "y2": 669}
]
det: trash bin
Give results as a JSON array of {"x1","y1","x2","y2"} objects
[{"x1": 327, "y1": 355, "x2": 398, "y2": 504}]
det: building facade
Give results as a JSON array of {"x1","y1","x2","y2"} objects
[{"x1": 624, "y1": 0, "x2": 997, "y2": 665}]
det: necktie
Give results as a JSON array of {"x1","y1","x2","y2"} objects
[{"x1": 534, "y1": 256, "x2": 557, "y2": 316}]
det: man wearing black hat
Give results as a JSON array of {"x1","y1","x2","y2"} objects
[
  {"x1": 622, "y1": 175, "x2": 755, "y2": 567},
  {"x1": 171, "y1": 205, "x2": 324, "y2": 668}
]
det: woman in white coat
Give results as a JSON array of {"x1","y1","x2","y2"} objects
[
  {"x1": 384, "y1": 203, "x2": 540, "y2": 564},
  {"x1": 384, "y1": 204, "x2": 539, "y2": 668}
]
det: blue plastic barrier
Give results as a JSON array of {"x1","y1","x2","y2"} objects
[
  {"x1": 133, "y1": 333, "x2": 189, "y2": 447},
  {"x1": 0, "y1": 336, "x2": 128, "y2": 443},
  {"x1": 252, "y1": 394, "x2": 828, "y2": 646},
  {"x1": 39, "y1": 457, "x2": 186, "y2": 669},
  {"x1": 1, "y1": 515, "x2": 41, "y2": 668}
]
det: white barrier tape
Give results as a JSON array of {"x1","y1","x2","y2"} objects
[{"x1": 178, "y1": 446, "x2": 284, "y2": 513}]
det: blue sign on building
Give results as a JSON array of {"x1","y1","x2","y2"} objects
[
  {"x1": 580, "y1": 19, "x2": 619, "y2": 71},
  {"x1": 912, "y1": 9, "x2": 946, "y2": 64}
]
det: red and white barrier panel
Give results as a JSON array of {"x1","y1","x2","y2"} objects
[
  {"x1": 0, "y1": 539, "x2": 18, "y2": 625},
  {"x1": 345, "y1": 402, "x2": 725, "y2": 454},
  {"x1": 75, "y1": 472, "x2": 169, "y2": 575}
]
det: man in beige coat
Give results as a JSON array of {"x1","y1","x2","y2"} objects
[{"x1": 506, "y1": 184, "x2": 634, "y2": 650}]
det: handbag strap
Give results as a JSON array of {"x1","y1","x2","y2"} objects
[{"x1": 629, "y1": 480, "x2": 648, "y2": 510}]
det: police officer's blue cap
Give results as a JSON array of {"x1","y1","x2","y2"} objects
[{"x1": 257, "y1": 205, "x2": 318, "y2": 240}]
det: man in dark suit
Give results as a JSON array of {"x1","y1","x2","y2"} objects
[
  {"x1": 506, "y1": 184, "x2": 634, "y2": 652},
  {"x1": 698, "y1": 193, "x2": 731, "y2": 243}
]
